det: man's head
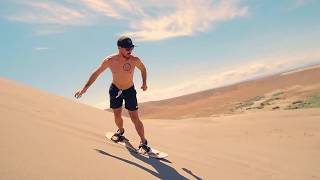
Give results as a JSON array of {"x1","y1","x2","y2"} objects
[{"x1": 117, "y1": 36, "x2": 135, "y2": 59}]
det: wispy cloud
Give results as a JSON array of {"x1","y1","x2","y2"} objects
[
  {"x1": 5, "y1": 0, "x2": 248, "y2": 40},
  {"x1": 124, "y1": 0, "x2": 248, "y2": 41},
  {"x1": 79, "y1": 0, "x2": 121, "y2": 18},
  {"x1": 33, "y1": 26, "x2": 67, "y2": 36},
  {"x1": 34, "y1": 47, "x2": 49, "y2": 51},
  {"x1": 8, "y1": 1, "x2": 88, "y2": 26},
  {"x1": 79, "y1": 0, "x2": 146, "y2": 18}
]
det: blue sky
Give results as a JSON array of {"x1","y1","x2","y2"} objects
[{"x1": 0, "y1": 0, "x2": 320, "y2": 109}]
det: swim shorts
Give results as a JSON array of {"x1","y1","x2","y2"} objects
[{"x1": 109, "y1": 83, "x2": 138, "y2": 111}]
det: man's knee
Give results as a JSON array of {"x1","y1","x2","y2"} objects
[{"x1": 113, "y1": 108, "x2": 122, "y2": 118}]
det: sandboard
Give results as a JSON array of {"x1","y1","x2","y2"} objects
[{"x1": 105, "y1": 132, "x2": 168, "y2": 159}]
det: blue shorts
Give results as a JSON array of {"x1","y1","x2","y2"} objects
[{"x1": 109, "y1": 83, "x2": 138, "y2": 111}]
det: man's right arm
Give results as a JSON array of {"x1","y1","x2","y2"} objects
[{"x1": 74, "y1": 58, "x2": 111, "y2": 98}]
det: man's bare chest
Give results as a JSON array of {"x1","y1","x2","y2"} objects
[{"x1": 110, "y1": 60, "x2": 134, "y2": 74}]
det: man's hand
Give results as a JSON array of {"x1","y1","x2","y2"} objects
[
  {"x1": 74, "y1": 88, "x2": 87, "y2": 99},
  {"x1": 141, "y1": 84, "x2": 148, "y2": 91}
]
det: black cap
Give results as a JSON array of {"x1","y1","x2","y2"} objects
[{"x1": 117, "y1": 36, "x2": 135, "y2": 48}]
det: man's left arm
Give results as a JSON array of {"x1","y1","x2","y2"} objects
[{"x1": 135, "y1": 57, "x2": 147, "y2": 91}]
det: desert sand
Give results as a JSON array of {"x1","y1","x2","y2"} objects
[
  {"x1": 1, "y1": 65, "x2": 320, "y2": 179},
  {"x1": 138, "y1": 64, "x2": 320, "y2": 119}
]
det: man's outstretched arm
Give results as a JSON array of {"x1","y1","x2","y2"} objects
[{"x1": 74, "y1": 58, "x2": 110, "y2": 98}]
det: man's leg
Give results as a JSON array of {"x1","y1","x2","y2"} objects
[
  {"x1": 112, "y1": 107, "x2": 124, "y2": 132},
  {"x1": 128, "y1": 110, "x2": 146, "y2": 143}
]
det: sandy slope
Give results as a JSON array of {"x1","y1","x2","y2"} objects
[
  {"x1": 138, "y1": 64, "x2": 320, "y2": 119},
  {"x1": 1, "y1": 78, "x2": 320, "y2": 179}
]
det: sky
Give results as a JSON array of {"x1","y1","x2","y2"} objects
[{"x1": 0, "y1": 0, "x2": 320, "y2": 109}]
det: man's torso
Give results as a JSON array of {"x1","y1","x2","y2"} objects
[{"x1": 107, "y1": 54, "x2": 138, "y2": 89}]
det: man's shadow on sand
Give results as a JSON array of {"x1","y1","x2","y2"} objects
[{"x1": 95, "y1": 140, "x2": 202, "y2": 179}]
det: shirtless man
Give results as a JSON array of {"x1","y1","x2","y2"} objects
[{"x1": 74, "y1": 36, "x2": 150, "y2": 152}]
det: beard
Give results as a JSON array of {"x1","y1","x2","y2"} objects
[{"x1": 121, "y1": 52, "x2": 131, "y2": 59}]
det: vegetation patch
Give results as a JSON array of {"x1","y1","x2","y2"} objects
[
  {"x1": 286, "y1": 93, "x2": 320, "y2": 109},
  {"x1": 260, "y1": 97, "x2": 281, "y2": 107},
  {"x1": 272, "y1": 91, "x2": 284, "y2": 97},
  {"x1": 304, "y1": 93, "x2": 320, "y2": 108},
  {"x1": 236, "y1": 96, "x2": 265, "y2": 109}
]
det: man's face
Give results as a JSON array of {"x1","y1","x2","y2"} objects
[{"x1": 119, "y1": 47, "x2": 133, "y2": 59}]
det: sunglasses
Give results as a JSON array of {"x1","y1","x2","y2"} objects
[{"x1": 124, "y1": 47, "x2": 134, "y2": 51}]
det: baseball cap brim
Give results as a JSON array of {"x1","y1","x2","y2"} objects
[{"x1": 120, "y1": 44, "x2": 135, "y2": 48}]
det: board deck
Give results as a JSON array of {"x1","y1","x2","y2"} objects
[{"x1": 105, "y1": 132, "x2": 168, "y2": 159}]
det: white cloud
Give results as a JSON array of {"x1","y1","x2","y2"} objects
[
  {"x1": 79, "y1": 0, "x2": 121, "y2": 18},
  {"x1": 80, "y1": 0, "x2": 145, "y2": 18},
  {"x1": 8, "y1": 1, "x2": 88, "y2": 26},
  {"x1": 124, "y1": 0, "x2": 248, "y2": 41},
  {"x1": 6, "y1": 0, "x2": 248, "y2": 40},
  {"x1": 34, "y1": 47, "x2": 49, "y2": 51},
  {"x1": 33, "y1": 26, "x2": 67, "y2": 36}
]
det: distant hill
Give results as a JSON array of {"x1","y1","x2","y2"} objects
[{"x1": 138, "y1": 64, "x2": 320, "y2": 119}]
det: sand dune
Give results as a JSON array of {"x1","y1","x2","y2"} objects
[
  {"x1": 1, "y1": 77, "x2": 320, "y2": 179},
  {"x1": 138, "y1": 64, "x2": 320, "y2": 119}
]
